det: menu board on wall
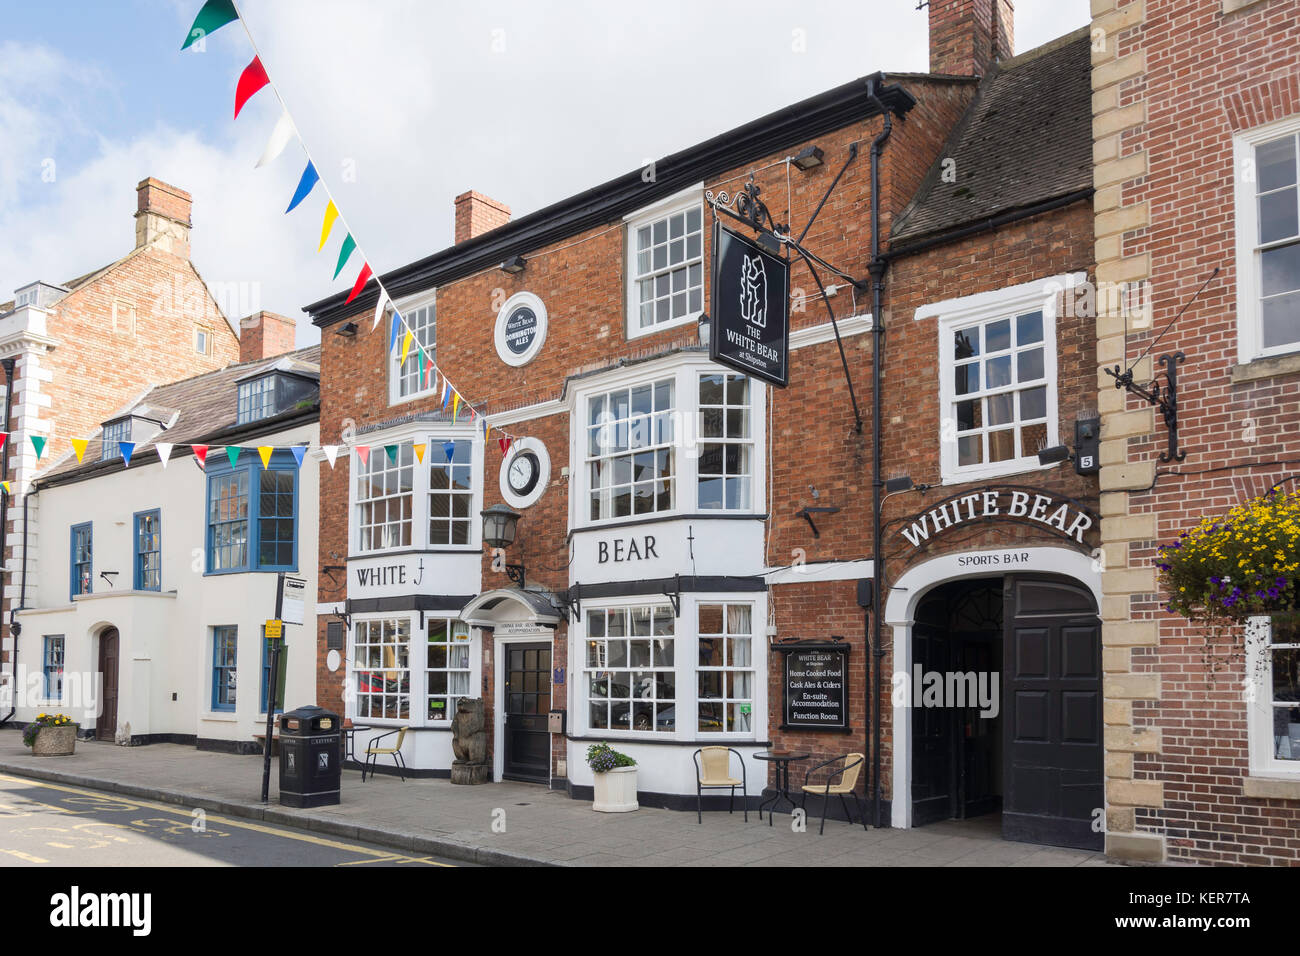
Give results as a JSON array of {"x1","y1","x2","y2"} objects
[{"x1": 779, "y1": 643, "x2": 850, "y2": 731}]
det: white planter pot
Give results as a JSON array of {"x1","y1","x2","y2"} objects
[{"x1": 592, "y1": 766, "x2": 639, "y2": 812}]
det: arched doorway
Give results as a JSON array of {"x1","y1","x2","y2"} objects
[
  {"x1": 884, "y1": 548, "x2": 1103, "y2": 850},
  {"x1": 96, "y1": 627, "x2": 120, "y2": 742}
]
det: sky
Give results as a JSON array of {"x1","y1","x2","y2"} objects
[{"x1": 0, "y1": 0, "x2": 1090, "y2": 345}]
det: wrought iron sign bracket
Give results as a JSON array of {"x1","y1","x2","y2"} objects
[
  {"x1": 796, "y1": 505, "x2": 841, "y2": 538},
  {"x1": 662, "y1": 574, "x2": 682, "y2": 618},
  {"x1": 505, "y1": 563, "x2": 527, "y2": 589},
  {"x1": 1104, "y1": 351, "x2": 1186, "y2": 463}
]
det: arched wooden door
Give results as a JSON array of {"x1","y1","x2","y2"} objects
[
  {"x1": 1002, "y1": 577, "x2": 1102, "y2": 850},
  {"x1": 96, "y1": 628, "x2": 120, "y2": 742}
]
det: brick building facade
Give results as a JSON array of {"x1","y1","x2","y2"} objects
[
  {"x1": 303, "y1": 0, "x2": 1124, "y2": 852},
  {"x1": 0, "y1": 177, "x2": 240, "y2": 698},
  {"x1": 1090, "y1": 0, "x2": 1300, "y2": 864}
]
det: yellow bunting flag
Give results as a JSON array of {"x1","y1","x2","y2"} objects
[
  {"x1": 413, "y1": 443, "x2": 426, "y2": 463},
  {"x1": 258, "y1": 446, "x2": 273, "y2": 469},
  {"x1": 452, "y1": 392, "x2": 460, "y2": 421},
  {"x1": 401, "y1": 329, "x2": 413, "y2": 365},
  {"x1": 2, "y1": 481, "x2": 8, "y2": 496},
  {"x1": 318, "y1": 200, "x2": 339, "y2": 251},
  {"x1": 71, "y1": 438, "x2": 89, "y2": 463}
]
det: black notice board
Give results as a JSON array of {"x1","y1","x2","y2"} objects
[
  {"x1": 709, "y1": 223, "x2": 790, "y2": 388},
  {"x1": 778, "y1": 642, "x2": 850, "y2": 731}
]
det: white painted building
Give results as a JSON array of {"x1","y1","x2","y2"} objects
[{"x1": 5, "y1": 346, "x2": 320, "y2": 751}]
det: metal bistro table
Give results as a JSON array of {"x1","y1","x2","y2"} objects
[
  {"x1": 754, "y1": 751, "x2": 810, "y2": 825},
  {"x1": 342, "y1": 723, "x2": 372, "y2": 765}
]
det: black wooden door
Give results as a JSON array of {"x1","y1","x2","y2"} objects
[
  {"x1": 911, "y1": 621, "x2": 956, "y2": 825},
  {"x1": 97, "y1": 628, "x2": 119, "y2": 742},
  {"x1": 1002, "y1": 577, "x2": 1103, "y2": 850},
  {"x1": 503, "y1": 642, "x2": 551, "y2": 782}
]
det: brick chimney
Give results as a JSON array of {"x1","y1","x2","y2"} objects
[
  {"x1": 135, "y1": 177, "x2": 193, "y2": 258},
  {"x1": 239, "y1": 311, "x2": 297, "y2": 363},
  {"x1": 453, "y1": 190, "x2": 511, "y2": 244},
  {"x1": 929, "y1": 0, "x2": 1014, "y2": 77}
]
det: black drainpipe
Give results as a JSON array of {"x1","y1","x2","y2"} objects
[
  {"x1": 865, "y1": 76, "x2": 892, "y2": 829},
  {"x1": 0, "y1": 358, "x2": 15, "y2": 725}
]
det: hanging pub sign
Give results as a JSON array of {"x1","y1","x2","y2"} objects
[
  {"x1": 709, "y1": 224, "x2": 790, "y2": 388},
  {"x1": 778, "y1": 641, "x2": 850, "y2": 731}
]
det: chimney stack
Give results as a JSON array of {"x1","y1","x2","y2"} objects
[
  {"x1": 453, "y1": 191, "x2": 511, "y2": 244},
  {"x1": 239, "y1": 311, "x2": 298, "y2": 363},
  {"x1": 929, "y1": 0, "x2": 1014, "y2": 77},
  {"x1": 135, "y1": 177, "x2": 193, "y2": 258}
]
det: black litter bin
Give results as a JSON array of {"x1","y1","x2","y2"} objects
[{"x1": 279, "y1": 705, "x2": 341, "y2": 808}]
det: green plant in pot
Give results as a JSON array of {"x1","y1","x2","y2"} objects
[{"x1": 586, "y1": 742, "x2": 638, "y2": 812}]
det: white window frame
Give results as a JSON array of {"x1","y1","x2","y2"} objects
[
  {"x1": 425, "y1": 618, "x2": 473, "y2": 723},
  {"x1": 1247, "y1": 615, "x2": 1300, "y2": 777},
  {"x1": 567, "y1": 353, "x2": 767, "y2": 531},
  {"x1": 348, "y1": 612, "x2": 481, "y2": 728},
  {"x1": 348, "y1": 424, "x2": 483, "y2": 556},
  {"x1": 624, "y1": 186, "x2": 706, "y2": 340},
  {"x1": 388, "y1": 291, "x2": 438, "y2": 406},
  {"x1": 574, "y1": 592, "x2": 766, "y2": 742},
  {"x1": 923, "y1": 274, "x2": 1069, "y2": 485},
  {"x1": 350, "y1": 616, "x2": 412, "y2": 723},
  {"x1": 1233, "y1": 115, "x2": 1300, "y2": 364}
]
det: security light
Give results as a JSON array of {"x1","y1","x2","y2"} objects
[
  {"x1": 335, "y1": 321, "x2": 357, "y2": 337},
  {"x1": 884, "y1": 476, "x2": 914, "y2": 493},
  {"x1": 500, "y1": 255, "x2": 527, "y2": 274},
  {"x1": 1037, "y1": 444, "x2": 1071, "y2": 466},
  {"x1": 792, "y1": 145, "x2": 825, "y2": 171}
]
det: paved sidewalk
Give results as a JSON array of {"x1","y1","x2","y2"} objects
[{"x1": 0, "y1": 732, "x2": 1118, "y2": 867}]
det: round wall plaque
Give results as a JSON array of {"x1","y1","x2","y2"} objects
[{"x1": 494, "y1": 291, "x2": 547, "y2": 367}]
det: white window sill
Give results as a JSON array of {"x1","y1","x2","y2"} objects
[
  {"x1": 625, "y1": 310, "x2": 701, "y2": 342},
  {"x1": 200, "y1": 713, "x2": 240, "y2": 723},
  {"x1": 941, "y1": 458, "x2": 1055, "y2": 486},
  {"x1": 1231, "y1": 349, "x2": 1300, "y2": 384}
]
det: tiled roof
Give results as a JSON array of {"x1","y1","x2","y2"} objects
[
  {"x1": 890, "y1": 28, "x2": 1093, "y2": 246},
  {"x1": 38, "y1": 345, "x2": 321, "y2": 484}
]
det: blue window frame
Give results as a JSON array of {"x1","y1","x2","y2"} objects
[
  {"x1": 42, "y1": 635, "x2": 64, "y2": 701},
  {"x1": 134, "y1": 510, "x2": 162, "y2": 591},
  {"x1": 260, "y1": 626, "x2": 287, "y2": 715},
  {"x1": 71, "y1": 523, "x2": 93, "y2": 598},
  {"x1": 205, "y1": 449, "x2": 300, "y2": 573},
  {"x1": 101, "y1": 419, "x2": 130, "y2": 461},
  {"x1": 212, "y1": 626, "x2": 237, "y2": 711}
]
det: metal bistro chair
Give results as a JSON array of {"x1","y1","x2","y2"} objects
[
  {"x1": 692, "y1": 747, "x2": 748, "y2": 823},
  {"x1": 799, "y1": 752, "x2": 868, "y2": 835},
  {"x1": 362, "y1": 727, "x2": 409, "y2": 782}
]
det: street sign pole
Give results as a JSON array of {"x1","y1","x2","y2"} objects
[{"x1": 260, "y1": 572, "x2": 286, "y2": 803}]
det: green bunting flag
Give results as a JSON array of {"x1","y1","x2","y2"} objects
[
  {"x1": 333, "y1": 234, "x2": 356, "y2": 279},
  {"x1": 385, "y1": 444, "x2": 398, "y2": 464},
  {"x1": 226, "y1": 446, "x2": 242, "y2": 468},
  {"x1": 181, "y1": 0, "x2": 238, "y2": 50},
  {"x1": 31, "y1": 435, "x2": 46, "y2": 460}
]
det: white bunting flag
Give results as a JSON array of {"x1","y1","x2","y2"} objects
[
  {"x1": 322, "y1": 445, "x2": 339, "y2": 469},
  {"x1": 155, "y1": 442, "x2": 173, "y2": 468},
  {"x1": 373, "y1": 291, "x2": 389, "y2": 332},
  {"x1": 255, "y1": 110, "x2": 295, "y2": 168}
]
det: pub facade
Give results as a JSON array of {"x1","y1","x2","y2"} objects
[{"x1": 305, "y1": 0, "x2": 1111, "y2": 849}]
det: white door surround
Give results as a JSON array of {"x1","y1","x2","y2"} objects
[{"x1": 883, "y1": 546, "x2": 1103, "y2": 829}]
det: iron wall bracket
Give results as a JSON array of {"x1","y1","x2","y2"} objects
[{"x1": 1105, "y1": 351, "x2": 1186, "y2": 463}]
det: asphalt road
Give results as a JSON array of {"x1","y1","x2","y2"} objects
[{"x1": 0, "y1": 773, "x2": 467, "y2": 867}]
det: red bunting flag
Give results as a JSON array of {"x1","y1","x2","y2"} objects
[
  {"x1": 234, "y1": 56, "x2": 270, "y2": 119},
  {"x1": 192, "y1": 444, "x2": 209, "y2": 467},
  {"x1": 356, "y1": 445, "x2": 370, "y2": 466},
  {"x1": 345, "y1": 264, "x2": 374, "y2": 305},
  {"x1": 499, "y1": 436, "x2": 513, "y2": 456},
  {"x1": 0, "y1": 433, "x2": 7, "y2": 453}
]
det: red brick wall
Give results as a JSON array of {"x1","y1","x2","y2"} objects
[
  {"x1": 454, "y1": 191, "x2": 511, "y2": 244},
  {"x1": 1108, "y1": 0, "x2": 1300, "y2": 865}
]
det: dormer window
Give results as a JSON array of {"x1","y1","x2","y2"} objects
[
  {"x1": 101, "y1": 414, "x2": 166, "y2": 461},
  {"x1": 236, "y1": 372, "x2": 317, "y2": 425}
]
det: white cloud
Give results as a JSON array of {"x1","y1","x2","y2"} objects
[{"x1": 1, "y1": 0, "x2": 1090, "y2": 346}]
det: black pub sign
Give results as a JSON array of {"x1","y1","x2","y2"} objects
[
  {"x1": 709, "y1": 225, "x2": 790, "y2": 388},
  {"x1": 778, "y1": 642, "x2": 850, "y2": 731}
]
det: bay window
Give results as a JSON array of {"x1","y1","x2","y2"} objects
[
  {"x1": 586, "y1": 606, "x2": 676, "y2": 733},
  {"x1": 575, "y1": 357, "x2": 765, "y2": 528},
  {"x1": 356, "y1": 444, "x2": 414, "y2": 552},
  {"x1": 697, "y1": 603, "x2": 754, "y2": 733},
  {"x1": 205, "y1": 450, "x2": 300, "y2": 573},
  {"x1": 354, "y1": 618, "x2": 410, "y2": 720},
  {"x1": 426, "y1": 619, "x2": 471, "y2": 720},
  {"x1": 429, "y1": 440, "x2": 473, "y2": 546}
]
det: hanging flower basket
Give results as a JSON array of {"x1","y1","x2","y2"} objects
[
  {"x1": 23, "y1": 714, "x2": 78, "y2": 756},
  {"x1": 1157, "y1": 487, "x2": 1300, "y2": 625}
]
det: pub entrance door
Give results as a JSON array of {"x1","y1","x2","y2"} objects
[{"x1": 502, "y1": 641, "x2": 552, "y2": 783}]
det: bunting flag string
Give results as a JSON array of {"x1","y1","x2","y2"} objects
[{"x1": 181, "y1": 0, "x2": 527, "y2": 447}]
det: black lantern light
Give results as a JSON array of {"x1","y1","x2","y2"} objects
[{"x1": 480, "y1": 503, "x2": 521, "y2": 549}]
